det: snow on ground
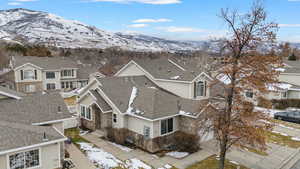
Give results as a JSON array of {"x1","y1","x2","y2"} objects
[
  {"x1": 278, "y1": 124, "x2": 294, "y2": 130},
  {"x1": 125, "y1": 158, "x2": 152, "y2": 169},
  {"x1": 108, "y1": 141, "x2": 133, "y2": 152},
  {"x1": 157, "y1": 164, "x2": 173, "y2": 169},
  {"x1": 229, "y1": 160, "x2": 239, "y2": 165},
  {"x1": 272, "y1": 130, "x2": 289, "y2": 136},
  {"x1": 78, "y1": 142, "x2": 123, "y2": 169},
  {"x1": 170, "y1": 76, "x2": 180, "y2": 80},
  {"x1": 291, "y1": 137, "x2": 300, "y2": 141},
  {"x1": 165, "y1": 151, "x2": 189, "y2": 159},
  {"x1": 78, "y1": 142, "x2": 152, "y2": 169},
  {"x1": 67, "y1": 105, "x2": 77, "y2": 114}
]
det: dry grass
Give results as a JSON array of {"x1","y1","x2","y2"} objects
[
  {"x1": 239, "y1": 145, "x2": 268, "y2": 156},
  {"x1": 272, "y1": 119, "x2": 300, "y2": 130},
  {"x1": 186, "y1": 155, "x2": 249, "y2": 169},
  {"x1": 65, "y1": 128, "x2": 90, "y2": 144},
  {"x1": 266, "y1": 131, "x2": 300, "y2": 148}
]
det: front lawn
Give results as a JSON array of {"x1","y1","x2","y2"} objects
[
  {"x1": 65, "y1": 128, "x2": 90, "y2": 143},
  {"x1": 266, "y1": 130, "x2": 300, "y2": 148},
  {"x1": 186, "y1": 155, "x2": 249, "y2": 169}
]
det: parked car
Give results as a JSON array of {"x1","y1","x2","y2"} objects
[{"x1": 274, "y1": 111, "x2": 300, "y2": 123}]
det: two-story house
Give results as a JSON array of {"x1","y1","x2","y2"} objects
[
  {"x1": 6, "y1": 56, "x2": 101, "y2": 93},
  {"x1": 76, "y1": 57, "x2": 220, "y2": 153},
  {"x1": 0, "y1": 87, "x2": 73, "y2": 169}
]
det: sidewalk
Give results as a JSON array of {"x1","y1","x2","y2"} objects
[
  {"x1": 82, "y1": 133, "x2": 213, "y2": 169},
  {"x1": 66, "y1": 143, "x2": 97, "y2": 169}
]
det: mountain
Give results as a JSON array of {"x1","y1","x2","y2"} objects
[{"x1": 0, "y1": 8, "x2": 204, "y2": 52}]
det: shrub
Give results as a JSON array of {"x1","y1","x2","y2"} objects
[
  {"x1": 173, "y1": 131, "x2": 200, "y2": 153},
  {"x1": 288, "y1": 53, "x2": 297, "y2": 61},
  {"x1": 257, "y1": 97, "x2": 272, "y2": 109},
  {"x1": 272, "y1": 99, "x2": 300, "y2": 110}
]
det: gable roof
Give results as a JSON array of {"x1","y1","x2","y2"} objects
[
  {"x1": 0, "y1": 91, "x2": 72, "y2": 125},
  {"x1": 92, "y1": 75, "x2": 212, "y2": 120},
  {"x1": 281, "y1": 60, "x2": 300, "y2": 74},
  {"x1": 89, "y1": 89, "x2": 112, "y2": 112},
  {"x1": 12, "y1": 55, "x2": 79, "y2": 70},
  {"x1": 0, "y1": 121, "x2": 65, "y2": 154},
  {"x1": 117, "y1": 57, "x2": 212, "y2": 82},
  {"x1": 0, "y1": 86, "x2": 25, "y2": 99}
]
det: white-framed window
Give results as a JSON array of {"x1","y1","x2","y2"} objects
[
  {"x1": 9, "y1": 149, "x2": 40, "y2": 169},
  {"x1": 46, "y1": 72, "x2": 55, "y2": 79},
  {"x1": 195, "y1": 81, "x2": 206, "y2": 97},
  {"x1": 245, "y1": 90, "x2": 254, "y2": 98},
  {"x1": 61, "y1": 82, "x2": 74, "y2": 89},
  {"x1": 24, "y1": 84, "x2": 35, "y2": 92},
  {"x1": 80, "y1": 105, "x2": 92, "y2": 120},
  {"x1": 113, "y1": 114, "x2": 117, "y2": 123},
  {"x1": 22, "y1": 70, "x2": 36, "y2": 80},
  {"x1": 61, "y1": 69, "x2": 74, "y2": 77},
  {"x1": 161, "y1": 118, "x2": 174, "y2": 135},
  {"x1": 143, "y1": 126, "x2": 150, "y2": 139},
  {"x1": 46, "y1": 83, "x2": 56, "y2": 90}
]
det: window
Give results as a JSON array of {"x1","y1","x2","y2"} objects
[
  {"x1": 23, "y1": 70, "x2": 36, "y2": 80},
  {"x1": 61, "y1": 69, "x2": 74, "y2": 77},
  {"x1": 245, "y1": 90, "x2": 254, "y2": 98},
  {"x1": 46, "y1": 83, "x2": 56, "y2": 90},
  {"x1": 24, "y1": 84, "x2": 35, "y2": 92},
  {"x1": 80, "y1": 105, "x2": 92, "y2": 120},
  {"x1": 161, "y1": 118, "x2": 174, "y2": 135},
  {"x1": 61, "y1": 82, "x2": 65, "y2": 89},
  {"x1": 9, "y1": 149, "x2": 39, "y2": 169},
  {"x1": 46, "y1": 72, "x2": 55, "y2": 79},
  {"x1": 195, "y1": 81, "x2": 206, "y2": 97},
  {"x1": 143, "y1": 126, "x2": 150, "y2": 139},
  {"x1": 113, "y1": 114, "x2": 117, "y2": 123}
]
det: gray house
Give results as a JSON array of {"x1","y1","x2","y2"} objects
[{"x1": 0, "y1": 87, "x2": 72, "y2": 169}]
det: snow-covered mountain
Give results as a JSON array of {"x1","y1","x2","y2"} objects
[{"x1": 0, "y1": 8, "x2": 204, "y2": 51}]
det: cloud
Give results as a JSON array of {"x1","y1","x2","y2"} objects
[
  {"x1": 127, "y1": 24, "x2": 149, "y2": 28},
  {"x1": 156, "y1": 26, "x2": 206, "y2": 33},
  {"x1": 279, "y1": 24, "x2": 300, "y2": 28},
  {"x1": 133, "y1": 18, "x2": 172, "y2": 23},
  {"x1": 8, "y1": 2, "x2": 22, "y2": 5},
  {"x1": 87, "y1": 0, "x2": 181, "y2": 5}
]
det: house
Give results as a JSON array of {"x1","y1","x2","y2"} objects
[
  {"x1": 77, "y1": 57, "x2": 219, "y2": 153},
  {"x1": 278, "y1": 59, "x2": 300, "y2": 86},
  {"x1": 4, "y1": 55, "x2": 102, "y2": 93},
  {"x1": 0, "y1": 87, "x2": 73, "y2": 169}
]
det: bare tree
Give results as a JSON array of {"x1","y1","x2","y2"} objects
[{"x1": 199, "y1": 1, "x2": 281, "y2": 169}]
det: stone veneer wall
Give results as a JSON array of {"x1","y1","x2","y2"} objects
[{"x1": 81, "y1": 106, "x2": 112, "y2": 131}]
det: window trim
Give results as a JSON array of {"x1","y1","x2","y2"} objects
[
  {"x1": 7, "y1": 148, "x2": 41, "y2": 169},
  {"x1": 23, "y1": 70, "x2": 36, "y2": 80},
  {"x1": 160, "y1": 118, "x2": 175, "y2": 136},
  {"x1": 46, "y1": 83, "x2": 56, "y2": 90},
  {"x1": 195, "y1": 80, "x2": 206, "y2": 97},
  {"x1": 24, "y1": 84, "x2": 36, "y2": 93},
  {"x1": 80, "y1": 104, "x2": 92, "y2": 121},
  {"x1": 45, "y1": 72, "x2": 55, "y2": 79},
  {"x1": 113, "y1": 114, "x2": 117, "y2": 123}
]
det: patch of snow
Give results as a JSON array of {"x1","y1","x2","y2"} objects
[
  {"x1": 267, "y1": 83, "x2": 292, "y2": 91},
  {"x1": 216, "y1": 74, "x2": 231, "y2": 85},
  {"x1": 164, "y1": 164, "x2": 172, "y2": 169},
  {"x1": 67, "y1": 105, "x2": 77, "y2": 114},
  {"x1": 126, "y1": 86, "x2": 138, "y2": 114},
  {"x1": 165, "y1": 152, "x2": 189, "y2": 159},
  {"x1": 108, "y1": 142, "x2": 133, "y2": 152},
  {"x1": 170, "y1": 75, "x2": 180, "y2": 80},
  {"x1": 79, "y1": 130, "x2": 89, "y2": 136},
  {"x1": 292, "y1": 137, "x2": 300, "y2": 141},
  {"x1": 78, "y1": 142, "x2": 123, "y2": 169},
  {"x1": 229, "y1": 160, "x2": 239, "y2": 165},
  {"x1": 179, "y1": 110, "x2": 192, "y2": 116},
  {"x1": 272, "y1": 130, "x2": 289, "y2": 136},
  {"x1": 278, "y1": 124, "x2": 295, "y2": 130},
  {"x1": 125, "y1": 158, "x2": 152, "y2": 169},
  {"x1": 275, "y1": 68, "x2": 285, "y2": 72}
]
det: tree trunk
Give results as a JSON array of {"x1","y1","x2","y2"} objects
[{"x1": 219, "y1": 141, "x2": 227, "y2": 169}]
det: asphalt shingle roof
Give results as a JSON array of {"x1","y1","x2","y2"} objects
[
  {"x1": 89, "y1": 90, "x2": 112, "y2": 112},
  {"x1": 0, "y1": 86, "x2": 26, "y2": 99}
]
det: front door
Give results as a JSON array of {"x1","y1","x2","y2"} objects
[{"x1": 94, "y1": 105, "x2": 102, "y2": 130}]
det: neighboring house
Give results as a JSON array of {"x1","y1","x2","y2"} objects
[
  {"x1": 265, "y1": 82, "x2": 300, "y2": 100},
  {"x1": 279, "y1": 59, "x2": 300, "y2": 86},
  {"x1": 0, "y1": 87, "x2": 72, "y2": 169},
  {"x1": 6, "y1": 56, "x2": 102, "y2": 93},
  {"x1": 77, "y1": 57, "x2": 219, "y2": 153}
]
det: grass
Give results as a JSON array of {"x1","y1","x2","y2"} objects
[
  {"x1": 65, "y1": 128, "x2": 90, "y2": 144},
  {"x1": 186, "y1": 155, "x2": 249, "y2": 169},
  {"x1": 265, "y1": 130, "x2": 300, "y2": 148},
  {"x1": 239, "y1": 145, "x2": 268, "y2": 156}
]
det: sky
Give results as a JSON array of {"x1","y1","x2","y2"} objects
[{"x1": 0, "y1": 0, "x2": 300, "y2": 42}]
